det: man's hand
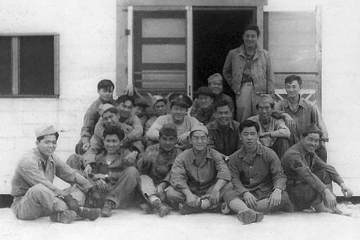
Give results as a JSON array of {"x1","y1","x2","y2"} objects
[
  {"x1": 283, "y1": 114, "x2": 296, "y2": 129},
  {"x1": 118, "y1": 122, "x2": 133, "y2": 134},
  {"x1": 82, "y1": 142, "x2": 90, "y2": 152},
  {"x1": 243, "y1": 192, "x2": 258, "y2": 209},
  {"x1": 268, "y1": 188, "x2": 282, "y2": 210},
  {"x1": 185, "y1": 193, "x2": 199, "y2": 208},
  {"x1": 323, "y1": 188, "x2": 337, "y2": 210},
  {"x1": 92, "y1": 173, "x2": 106, "y2": 180},
  {"x1": 259, "y1": 132, "x2": 271, "y2": 138},
  {"x1": 83, "y1": 164, "x2": 92, "y2": 178},
  {"x1": 209, "y1": 189, "x2": 220, "y2": 206},
  {"x1": 123, "y1": 84, "x2": 134, "y2": 96},
  {"x1": 123, "y1": 151, "x2": 138, "y2": 165},
  {"x1": 177, "y1": 133, "x2": 188, "y2": 145},
  {"x1": 340, "y1": 184, "x2": 353, "y2": 198},
  {"x1": 95, "y1": 179, "x2": 108, "y2": 193}
]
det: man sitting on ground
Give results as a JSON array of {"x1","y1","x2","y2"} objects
[
  {"x1": 137, "y1": 123, "x2": 182, "y2": 217},
  {"x1": 248, "y1": 94, "x2": 290, "y2": 158},
  {"x1": 224, "y1": 120, "x2": 293, "y2": 225},
  {"x1": 167, "y1": 125, "x2": 232, "y2": 214},
  {"x1": 11, "y1": 126, "x2": 100, "y2": 224},
  {"x1": 207, "y1": 99, "x2": 241, "y2": 157},
  {"x1": 281, "y1": 124, "x2": 353, "y2": 213}
]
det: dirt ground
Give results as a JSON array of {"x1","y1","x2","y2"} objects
[{"x1": 1, "y1": 203, "x2": 359, "y2": 240}]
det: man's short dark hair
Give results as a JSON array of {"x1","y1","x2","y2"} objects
[
  {"x1": 285, "y1": 75, "x2": 303, "y2": 86},
  {"x1": 97, "y1": 79, "x2": 115, "y2": 91},
  {"x1": 115, "y1": 95, "x2": 134, "y2": 106},
  {"x1": 239, "y1": 120, "x2": 260, "y2": 134},
  {"x1": 215, "y1": 99, "x2": 233, "y2": 112},
  {"x1": 103, "y1": 126, "x2": 125, "y2": 141},
  {"x1": 37, "y1": 132, "x2": 59, "y2": 142},
  {"x1": 243, "y1": 25, "x2": 260, "y2": 36}
]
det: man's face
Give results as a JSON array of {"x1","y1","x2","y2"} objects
[
  {"x1": 285, "y1": 80, "x2": 302, "y2": 98},
  {"x1": 301, "y1": 133, "x2": 320, "y2": 153},
  {"x1": 170, "y1": 105, "x2": 187, "y2": 123},
  {"x1": 117, "y1": 100, "x2": 133, "y2": 118},
  {"x1": 133, "y1": 106, "x2": 145, "y2": 117},
  {"x1": 209, "y1": 81, "x2": 223, "y2": 94},
  {"x1": 257, "y1": 102, "x2": 273, "y2": 122},
  {"x1": 102, "y1": 111, "x2": 120, "y2": 127},
  {"x1": 190, "y1": 130, "x2": 209, "y2": 152},
  {"x1": 240, "y1": 126, "x2": 259, "y2": 149},
  {"x1": 243, "y1": 30, "x2": 259, "y2": 49},
  {"x1": 154, "y1": 101, "x2": 167, "y2": 116},
  {"x1": 98, "y1": 88, "x2": 114, "y2": 103},
  {"x1": 198, "y1": 94, "x2": 214, "y2": 109},
  {"x1": 36, "y1": 135, "x2": 57, "y2": 157},
  {"x1": 104, "y1": 134, "x2": 123, "y2": 154},
  {"x1": 159, "y1": 135, "x2": 177, "y2": 152},
  {"x1": 216, "y1": 105, "x2": 232, "y2": 127}
]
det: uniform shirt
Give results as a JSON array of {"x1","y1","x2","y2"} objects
[
  {"x1": 275, "y1": 97, "x2": 329, "y2": 143},
  {"x1": 228, "y1": 143, "x2": 286, "y2": 196},
  {"x1": 84, "y1": 113, "x2": 143, "y2": 165},
  {"x1": 145, "y1": 115, "x2": 157, "y2": 134},
  {"x1": 137, "y1": 143, "x2": 182, "y2": 185},
  {"x1": 281, "y1": 142, "x2": 343, "y2": 193},
  {"x1": 223, "y1": 44, "x2": 274, "y2": 95},
  {"x1": 170, "y1": 147, "x2": 231, "y2": 193},
  {"x1": 206, "y1": 119, "x2": 241, "y2": 156},
  {"x1": 11, "y1": 148, "x2": 92, "y2": 197},
  {"x1": 190, "y1": 93, "x2": 234, "y2": 116},
  {"x1": 248, "y1": 115, "x2": 290, "y2": 147},
  {"x1": 80, "y1": 98, "x2": 115, "y2": 142}
]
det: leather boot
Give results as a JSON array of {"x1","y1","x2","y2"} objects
[
  {"x1": 49, "y1": 210, "x2": 77, "y2": 224},
  {"x1": 237, "y1": 209, "x2": 264, "y2": 225},
  {"x1": 152, "y1": 199, "x2": 171, "y2": 217},
  {"x1": 178, "y1": 203, "x2": 203, "y2": 215},
  {"x1": 102, "y1": 200, "x2": 115, "y2": 217},
  {"x1": 63, "y1": 194, "x2": 101, "y2": 220}
]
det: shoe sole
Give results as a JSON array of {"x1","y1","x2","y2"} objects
[
  {"x1": 158, "y1": 207, "x2": 171, "y2": 218},
  {"x1": 50, "y1": 210, "x2": 77, "y2": 224},
  {"x1": 237, "y1": 210, "x2": 256, "y2": 225}
]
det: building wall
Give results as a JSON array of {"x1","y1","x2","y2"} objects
[
  {"x1": 1, "y1": 0, "x2": 359, "y2": 196},
  {"x1": 0, "y1": 0, "x2": 117, "y2": 193}
]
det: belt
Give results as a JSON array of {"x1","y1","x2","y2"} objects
[{"x1": 241, "y1": 81, "x2": 253, "y2": 86}]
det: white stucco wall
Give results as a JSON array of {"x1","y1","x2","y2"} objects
[
  {"x1": 0, "y1": 0, "x2": 359, "y2": 196},
  {"x1": 0, "y1": 0, "x2": 117, "y2": 193}
]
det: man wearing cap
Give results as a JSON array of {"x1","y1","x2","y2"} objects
[
  {"x1": 281, "y1": 124, "x2": 353, "y2": 213},
  {"x1": 137, "y1": 123, "x2": 182, "y2": 217},
  {"x1": 86, "y1": 126, "x2": 140, "y2": 217},
  {"x1": 192, "y1": 86, "x2": 217, "y2": 125},
  {"x1": 11, "y1": 126, "x2": 101, "y2": 224},
  {"x1": 248, "y1": 94, "x2": 290, "y2": 158},
  {"x1": 223, "y1": 25, "x2": 274, "y2": 123},
  {"x1": 275, "y1": 75, "x2": 328, "y2": 162},
  {"x1": 167, "y1": 125, "x2": 232, "y2": 214},
  {"x1": 223, "y1": 120, "x2": 293, "y2": 225},
  {"x1": 190, "y1": 73, "x2": 234, "y2": 116},
  {"x1": 81, "y1": 103, "x2": 142, "y2": 179},
  {"x1": 133, "y1": 98, "x2": 150, "y2": 127},
  {"x1": 146, "y1": 94, "x2": 202, "y2": 150},
  {"x1": 207, "y1": 99, "x2": 241, "y2": 157}
]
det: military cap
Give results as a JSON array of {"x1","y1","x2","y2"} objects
[
  {"x1": 194, "y1": 86, "x2": 217, "y2": 99},
  {"x1": 170, "y1": 94, "x2": 193, "y2": 109},
  {"x1": 134, "y1": 98, "x2": 150, "y2": 109},
  {"x1": 35, "y1": 125, "x2": 58, "y2": 138},
  {"x1": 98, "y1": 103, "x2": 116, "y2": 116},
  {"x1": 153, "y1": 95, "x2": 168, "y2": 106},
  {"x1": 190, "y1": 124, "x2": 208, "y2": 136},
  {"x1": 207, "y1": 73, "x2": 223, "y2": 84},
  {"x1": 301, "y1": 123, "x2": 323, "y2": 137},
  {"x1": 159, "y1": 123, "x2": 178, "y2": 137}
]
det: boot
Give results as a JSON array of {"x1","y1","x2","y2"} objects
[
  {"x1": 178, "y1": 203, "x2": 203, "y2": 215},
  {"x1": 237, "y1": 209, "x2": 264, "y2": 225},
  {"x1": 50, "y1": 210, "x2": 77, "y2": 224},
  {"x1": 101, "y1": 200, "x2": 115, "y2": 217},
  {"x1": 78, "y1": 207, "x2": 101, "y2": 221},
  {"x1": 140, "y1": 203, "x2": 153, "y2": 214},
  {"x1": 275, "y1": 191, "x2": 294, "y2": 213},
  {"x1": 152, "y1": 199, "x2": 172, "y2": 217}
]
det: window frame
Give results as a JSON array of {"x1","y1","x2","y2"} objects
[{"x1": 0, "y1": 33, "x2": 60, "y2": 98}]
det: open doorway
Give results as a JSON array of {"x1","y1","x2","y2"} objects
[{"x1": 192, "y1": 8, "x2": 255, "y2": 98}]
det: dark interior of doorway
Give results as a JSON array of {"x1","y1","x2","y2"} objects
[{"x1": 193, "y1": 9, "x2": 254, "y2": 99}]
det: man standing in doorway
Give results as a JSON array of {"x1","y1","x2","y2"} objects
[{"x1": 223, "y1": 25, "x2": 274, "y2": 123}]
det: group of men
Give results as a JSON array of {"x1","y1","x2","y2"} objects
[{"x1": 10, "y1": 24, "x2": 353, "y2": 225}]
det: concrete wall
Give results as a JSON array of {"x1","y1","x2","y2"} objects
[
  {"x1": 0, "y1": 0, "x2": 117, "y2": 193},
  {"x1": 1, "y1": 0, "x2": 359, "y2": 196}
]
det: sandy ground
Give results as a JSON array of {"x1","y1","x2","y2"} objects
[{"x1": 1, "y1": 203, "x2": 359, "y2": 240}]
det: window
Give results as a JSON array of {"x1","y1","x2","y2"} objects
[{"x1": 0, "y1": 34, "x2": 59, "y2": 97}]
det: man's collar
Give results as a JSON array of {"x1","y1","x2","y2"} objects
[
  {"x1": 297, "y1": 142, "x2": 315, "y2": 158},
  {"x1": 214, "y1": 119, "x2": 235, "y2": 130},
  {"x1": 238, "y1": 143, "x2": 263, "y2": 158},
  {"x1": 285, "y1": 95, "x2": 306, "y2": 108},
  {"x1": 190, "y1": 147, "x2": 211, "y2": 164}
]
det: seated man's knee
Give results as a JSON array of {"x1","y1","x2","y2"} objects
[
  {"x1": 66, "y1": 154, "x2": 84, "y2": 171},
  {"x1": 223, "y1": 190, "x2": 238, "y2": 205},
  {"x1": 125, "y1": 166, "x2": 140, "y2": 179},
  {"x1": 314, "y1": 169, "x2": 332, "y2": 184},
  {"x1": 28, "y1": 184, "x2": 53, "y2": 201}
]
